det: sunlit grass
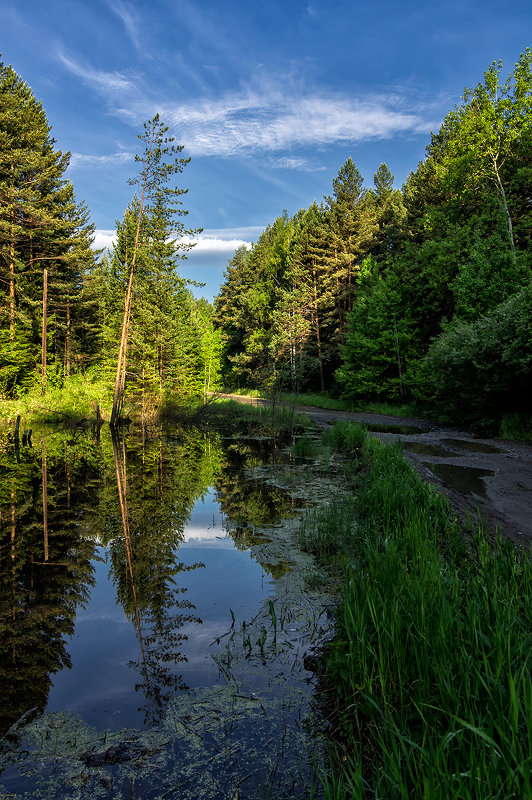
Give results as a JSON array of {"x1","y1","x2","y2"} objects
[
  {"x1": 220, "y1": 387, "x2": 417, "y2": 418},
  {"x1": 303, "y1": 422, "x2": 532, "y2": 798},
  {"x1": 0, "y1": 372, "x2": 113, "y2": 426}
]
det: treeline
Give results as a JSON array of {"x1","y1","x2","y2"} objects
[
  {"x1": 0, "y1": 60, "x2": 221, "y2": 417},
  {"x1": 215, "y1": 51, "x2": 532, "y2": 433}
]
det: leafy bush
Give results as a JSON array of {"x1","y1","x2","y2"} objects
[{"x1": 412, "y1": 280, "x2": 532, "y2": 428}]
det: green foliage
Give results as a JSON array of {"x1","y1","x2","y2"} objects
[
  {"x1": 499, "y1": 412, "x2": 532, "y2": 443},
  {"x1": 291, "y1": 435, "x2": 318, "y2": 458},
  {"x1": 336, "y1": 259, "x2": 417, "y2": 401},
  {"x1": 412, "y1": 280, "x2": 532, "y2": 427},
  {"x1": 0, "y1": 59, "x2": 98, "y2": 394}
]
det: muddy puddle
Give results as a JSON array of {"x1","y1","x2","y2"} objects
[
  {"x1": 0, "y1": 423, "x2": 337, "y2": 799},
  {"x1": 440, "y1": 437, "x2": 508, "y2": 455},
  {"x1": 366, "y1": 423, "x2": 431, "y2": 435},
  {"x1": 403, "y1": 442, "x2": 455, "y2": 457},
  {"x1": 424, "y1": 462, "x2": 494, "y2": 498}
]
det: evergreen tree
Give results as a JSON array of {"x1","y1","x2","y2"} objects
[
  {"x1": 109, "y1": 115, "x2": 200, "y2": 422},
  {"x1": 0, "y1": 59, "x2": 97, "y2": 395}
]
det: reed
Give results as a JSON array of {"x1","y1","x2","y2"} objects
[{"x1": 306, "y1": 422, "x2": 532, "y2": 798}]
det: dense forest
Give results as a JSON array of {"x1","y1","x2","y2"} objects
[
  {"x1": 215, "y1": 50, "x2": 532, "y2": 435},
  {"x1": 0, "y1": 60, "x2": 221, "y2": 421},
  {"x1": 1, "y1": 52, "x2": 531, "y2": 435}
]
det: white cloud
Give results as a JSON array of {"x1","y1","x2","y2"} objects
[
  {"x1": 69, "y1": 151, "x2": 134, "y2": 168},
  {"x1": 269, "y1": 156, "x2": 326, "y2": 171},
  {"x1": 57, "y1": 52, "x2": 435, "y2": 158},
  {"x1": 108, "y1": 0, "x2": 141, "y2": 52},
  {"x1": 162, "y1": 93, "x2": 429, "y2": 157},
  {"x1": 93, "y1": 230, "x2": 116, "y2": 250},
  {"x1": 184, "y1": 236, "x2": 252, "y2": 253},
  {"x1": 271, "y1": 156, "x2": 309, "y2": 170},
  {"x1": 57, "y1": 50, "x2": 135, "y2": 97},
  {"x1": 92, "y1": 226, "x2": 260, "y2": 253}
]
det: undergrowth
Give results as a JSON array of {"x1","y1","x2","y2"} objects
[{"x1": 0, "y1": 372, "x2": 112, "y2": 426}]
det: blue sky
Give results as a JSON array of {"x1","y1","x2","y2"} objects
[{"x1": 3, "y1": 0, "x2": 532, "y2": 299}]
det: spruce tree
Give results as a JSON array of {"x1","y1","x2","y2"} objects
[{"x1": 0, "y1": 59, "x2": 97, "y2": 395}]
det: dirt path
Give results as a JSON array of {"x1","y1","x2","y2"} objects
[{"x1": 220, "y1": 394, "x2": 532, "y2": 546}]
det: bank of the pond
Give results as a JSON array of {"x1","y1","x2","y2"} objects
[{"x1": 308, "y1": 422, "x2": 532, "y2": 799}]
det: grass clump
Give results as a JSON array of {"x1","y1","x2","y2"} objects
[
  {"x1": 499, "y1": 411, "x2": 532, "y2": 443},
  {"x1": 292, "y1": 435, "x2": 318, "y2": 458},
  {"x1": 197, "y1": 397, "x2": 309, "y2": 432},
  {"x1": 321, "y1": 419, "x2": 367, "y2": 454},
  {"x1": 308, "y1": 422, "x2": 532, "y2": 799},
  {"x1": 300, "y1": 495, "x2": 358, "y2": 570},
  {"x1": 0, "y1": 372, "x2": 112, "y2": 426}
]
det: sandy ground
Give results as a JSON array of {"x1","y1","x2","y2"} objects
[{"x1": 220, "y1": 394, "x2": 532, "y2": 547}]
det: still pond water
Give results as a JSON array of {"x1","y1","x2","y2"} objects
[{"x1": 0, "y1": 421, "x2": 334, "y2": 799}]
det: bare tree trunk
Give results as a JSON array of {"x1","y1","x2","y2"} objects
[
  {"x1": 41, "y1": 268, "x2": 48, "y2": 395},
  {"x1": 492, "y1": 160, "x2": 517, "y2": 265},
  {"x1": 65, "y1": 296, "x2": 71, "y2": 376},
  {"x1": 110, "y1": 130, "x2": 156, "y2": 427},
  {"x1": 111, "y1": 268, "x2": 134, "y2": 426},
  {"x1": 312, "y1": 266, "x2": 325, "y2": 393},
  {"x1": 9, "y1": 167, "x2": 16, "y2": 341},
  {"x1": 9, "y1": 236, "x2": 15, "y2": 341},
  {"x1": 392, "y1": 314, "x2": 406, "y2": 399}
]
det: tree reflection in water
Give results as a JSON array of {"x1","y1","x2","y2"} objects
[
  {"x1": 0, "y1": 421, "x2": 328, "y2": 799},
  {"x1": 0, "y1": 423, "x2": 304, "y2": 735},
  {"x1": 109, "y1": 429, "x2": 205, "y2": 725},
  {"x1": 0, "y1": 429, "x2": 97, "y2": 736}
]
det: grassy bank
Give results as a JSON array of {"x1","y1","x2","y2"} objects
[
  {"x1": 0, "y1": 374, "x2": 113, "y2": 427},
  {"x1": 302, "y1": 422, "x2": 532, "y2": 798},
  {"x1": 222, "y1": 388, "x2": 416, "y2": 418},
  {"x1": 189, "y1": 396, "x2": 310, "y2": 432}
]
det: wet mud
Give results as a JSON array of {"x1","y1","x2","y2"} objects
[{"x1": 220, "y1": 396, "x2": 532, "y2": 546}]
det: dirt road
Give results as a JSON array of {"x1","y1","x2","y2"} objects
[{"x1": 221, "y1": 394, "x2": 532, "y2": 546}]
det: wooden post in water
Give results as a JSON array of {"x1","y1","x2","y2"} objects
[
  {"x1": 14, "y1": 415, "x2": 20, "y2": 463},
  {"x1": 42, "y1": 441, "x2": 48, "y2": 562}
]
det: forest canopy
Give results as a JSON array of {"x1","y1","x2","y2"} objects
[
  {"x1": 0, "y1": 61, "x2": 221, "y2": 420},
  {"x1": 214, "y1": 50, "x2": 532, "y2": 433},
  {"x1": 1, "y1": 52, "x2": 531, "y2": 435}
]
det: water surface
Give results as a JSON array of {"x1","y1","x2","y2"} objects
[{"x1": 0, "y1": 423, "x2": 329, "y2": 799}]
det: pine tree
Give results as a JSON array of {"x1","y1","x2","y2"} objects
[
  {"x1": 0, "y1": 60, "x2": 97, "y2": 395},
  {"x1": 110, "y1": 115, "x2": 200, "y2": 423}
]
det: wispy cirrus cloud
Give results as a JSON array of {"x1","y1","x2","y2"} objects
[
  {"x1": 57, "y1": 51, "x2": 437, "y2": 159},
  {"x1": 162, "y1": 92, "x2": 433, "y2": 157},
  {"x1": 57, "y1": 49, "x2": 135, "y2": 97},
  {"x1": 269, "y1": 156, "x2": 327, "y2": 171},
  {"x1": 69, "y1": 151, "x2": 134, "y2": 168},
  {"x1": 108, "y1": 0, "x2": 142, "y2": 52}
]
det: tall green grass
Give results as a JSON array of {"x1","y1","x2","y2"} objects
[
  {"x1": 0, "y1": 372, "x2": 112, "y2": 426},
  {"x1": 499, "y1": 412, "x2": 532, "y2": 443},
  {"x1": 304, "y1": 423, "x2": 532, "y2": 799},
  {"x1": 197, "y1": 397, "x2": 309, "y2": 431}
]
